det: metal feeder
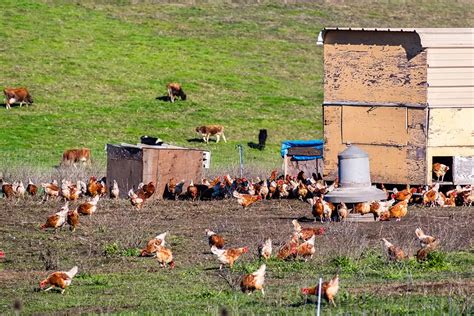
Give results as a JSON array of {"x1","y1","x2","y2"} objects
[{"x1": 324, "y1": 144, "x2": 387, "y2": 203}]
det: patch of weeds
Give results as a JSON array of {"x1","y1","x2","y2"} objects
[
  {"x1": 76, "y1": 273, "x2": 110, "y2": 286},
  {"x1": 421, "y1": 251, "x2": 450, "y2": 271},
  {"x1": 121, "y1": 248, "x2": 141, "y2": 257},
  {"x1": 331, "y1": 256, "x2": 358, "y2": 273},
  {"x1": 103, "y1": 242, "x2": 120, "y2": 257}
]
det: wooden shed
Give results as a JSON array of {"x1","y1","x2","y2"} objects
[
  {"x1": 106, "y1": 143, "x2": 205, "y2": 199},
  {"x1": 281, "y1": 140, "x2": 324, "y2": 178},
  {"x1": 317, "y1": 28, "x2": 473, "y2": 185}
]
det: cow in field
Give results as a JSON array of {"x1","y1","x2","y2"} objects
[
  {"x1": 167, "y1": 83, "x2": 187, "y2": 103},
  {"x1": 196, "y1": 125, "x2": 227, "y2": 144},
  {"x1": 62, "y1": 148, "x2": 91, "y2": 167},
  {"x1": 3, "y1": 87, "x2": 33, "y2": 109}
]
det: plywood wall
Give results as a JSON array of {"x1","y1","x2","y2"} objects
[
  {"x1": 106, "y1": 145, "x2": 144, "y2": 198},
  {"x1": 324, "y1": 31, "x2": 427, "y2": 105}
]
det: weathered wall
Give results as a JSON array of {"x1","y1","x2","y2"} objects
[
  {"x1": 143, "y1": 148, "x2": 203, "y2": 200},
  {"x1": 324, "y1": 31, "x2": 427, "y2": 104},
  {"x1": 428, "y1": 108, "x2": 474, "y2": 147},
  {"x1": 323, "y1": 106, "x2": 427, "y2": 184},
  {"x1": 106, "y1": 145, "x2": 144, "y2": 198}
]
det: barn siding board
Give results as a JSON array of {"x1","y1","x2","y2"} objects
[
  {"x1": 427, "y1": 87, "x2": 474, "y2": 107},
  {"x1": 323, "y1": 31, "x2": 427, "y2": 105},
  {"x1": 427, "y1": 68, "x2": 474, "y2": 87},
  {"x1": 427, "y1": 48, "x2": 474, "y2": 68}
]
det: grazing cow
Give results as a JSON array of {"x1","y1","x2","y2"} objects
[
  {"x1": 62, "y1": 148, "x2": 91, "y2": 167},
  {"x1": 3, "y1": 87, "x2": 33, "y2": 109},
  {"x1": 167, "y1": 83, "x2": 187, "y2": 103},
  {"x1": 196, "y1": 125, "x2": 227, "y2": 144}
]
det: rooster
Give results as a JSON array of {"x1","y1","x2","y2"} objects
[
  {"x1": 41, "y1": 181, "x2": 60, "y2": 201},
  {"x1": 205, "y1": 229, "x2": 225, "y2": 249},
  {"x1": 240, "y1": 264, "x2": 266, "y2": 295},
  {"x1": 26, "y1": 179, "x2": 38, "y2": 196},
  {"x1": 276, "y1": 232, "x2": 299, "y2": 260},
  {"x1": 110, "y1": 180, "x2": 120, "y2": 199},
  {"x1": 380, "y1": 200, "x2": 408, "y2": 221},
  {"x1": 141, "y1": 232, "x2": 168, "y2": 257},
  {"x1": 292, "y1": 220, "x2": 325, "y2": 241},
  {"x1": 128, "y1": 189, "x2": 144, "y2": 209},
  {"x1": 381, "y1": 238, "x2": 406, "y2": 262},
  {"x1": 211, "y1": 246, "x2": 248, "y2": 269},
  {"x1": 155, "y1": 245, "x2": 175, "y2": 268},
  {"x1": 77, "y1": 195, "x2": 100, "y2": 215},
  {"x1": 39, "y1": 266, "x2": 78, "y2": 294},
  {"x1": 66, "y1": 209, "x2": 80, "y2": 232},
  {"x1": 433, "y1": 163, "x2": 449, "y2": 182},
  {"x1": 258, "y1": 238, "x2": 272, "y2": 260},
  {"x1": 296, "y1": 235, "x2": 316, "y2": 261},
  {"x1": 41, "y1": 202, "x2": 69, "y2": 231},
  {"x1": 233, "y1": 191, "x2": 261, "y2": 208},
  {"x1": 301, "y1": 274, "x2": 340, "y2": 307}
]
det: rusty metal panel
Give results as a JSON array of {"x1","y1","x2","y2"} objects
[
  {"x1": 342, "y1": 106, "x2": 408, "y2": 146},
  {"x1": 323, "y1": 31, "x2": 427, "y2": 105},
  {"x1": 106, "y1": 144, "x2": 143, "y2": 198},
  {"x1": 428, "y1": 108, "x2": 474, "y2": 146},
  {"x1": 427, "y1": 48, "x2": 474, "y2": 68},
  {"x1": 428, "y1": 87, "x2": 474, "y2": 107},
  {"x1": 453, "y1": 156, "x2": 474, "y2": 185}
]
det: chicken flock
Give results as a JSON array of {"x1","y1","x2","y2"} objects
[{"x1": 0, "y1": 168, "x2": 471, "y2": 307}]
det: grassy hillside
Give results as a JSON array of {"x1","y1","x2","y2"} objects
[{"x1": 1, "y1": 0, "x2": 473, "y2": 171}]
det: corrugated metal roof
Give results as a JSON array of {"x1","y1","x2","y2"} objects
[{"x1": 317, "y1": 27, "x2": 474, "y2": 48}]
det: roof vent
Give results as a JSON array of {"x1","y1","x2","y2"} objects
[{"x1": 325, "y1": 144, "x2": 387, "y2": 203}]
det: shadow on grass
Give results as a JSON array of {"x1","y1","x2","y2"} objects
[
  {"x1": 155, "y1": 95, "x2": 171, "y2": 102},
  {"x1": 187, "y1": 138, "x2": 205, "y2": 143}
]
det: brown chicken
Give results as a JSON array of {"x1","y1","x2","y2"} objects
[
  {"x1": 128, "y1": 189, "x2": 144, "y2": 209},
  {"x1": 205, "y1": 229, "x2": 225, "y2": 249},
  {"x1": 301, "y1": 274, "x2": 340, "y2": 307},
  {"x1": 277, "y1": 232, "x2": 299, "y2": 260},
  {"x1": 233, "y1": 191, "x2": 261, "y2": 208},
  {"x1": 66, "y1": 209, "x2": 80, "y2": 232},
  {"x1": 211, "y1": 246, "x2": 249, "y2": 269},
  {"x1": 433, "y1": 163, "x2": 449, "y2": 182},
  {"x1": 26, "y1": 179, "x2": 38, "y2": 196},
  {"x1": 310, "y1": 197, "x2": 335, "y2": 222},
  {"x1": 2, "y1": 182, "x2": 14, "y2": 199},
  {"x1": 296, "y1": 235, "x2": 316, "y2": 261},
  {"x1": 292, "y1": 220, "x2": 325, "y2": 241},
  {"x1": 416, "y1": 240, "x2": 441, "y2": 262},
  {"x1": 258, "y1": 238, "x2": 272, "y2": 260},
  {"x1": 297, "y1": 181, "x2": 308, "y2": 200},
  {"x1": 392, "y1": 186, "x2": 417, "y2": 202},
  {"x1": 87, "y1": 177, "x2": 101, "y2": 197},
  {"x1": 77, "y1": 195, "x2": 100, "y2": 215},
  {"x1": 155, "y1": 245, "x2": 175, "y2": 268},
  {"x1": 381, "y1": 238, "x2": 406, "y2": 262},
  {"x1": 240, "y1": 264, "x2": 266, "y2": 295},
  {"x1": 140, "y1": 232, "x2": 168, "y2": 257},
  {"x1": 41, "y1": 203, "x2": 69, "y2": 230},
  {"x1": 423, "y1": 183, "x2": 440, "y2": 207},
  {"x1": 187, "y1": 180, "x2": 199, "y2": 201},
  {"x1": 39, "y1": 266, "x2": 78, "y2": 294},
  {"x1": 354, "y1": 202, "x2": 371, "y2": 215},
  {"x1": 380, "y1": 200, "x2": 408, "y2": 221},
  {"x1": 141, "y1": 182, "x2": 155, "y2": 199},
  {"x1": 41, "y1": 181, "x2": 60, "y2": 201},
  {"x1": 337, "y1": 202, "x2": 349, "y2": 221},
  {"x1": 415, "y1": 228, "x2": 437, "y2": 248}
]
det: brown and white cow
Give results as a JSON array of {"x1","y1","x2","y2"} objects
[
  {"x1": 195, "y1": 125, "x2": 227, "y2": 144},
  {"x1": 3, "y1": 87, "x2": 33, "y2": 109},
  {"x1": 62, "y1": 148, "x2": 91, "y2": 167},
  {"x1": 166, "y1": 83, "x2": 187, "y2": 103}
]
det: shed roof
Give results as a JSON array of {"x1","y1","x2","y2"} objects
[{"x1": 317, "y1": 27, "x2": 474, "y2": 48}]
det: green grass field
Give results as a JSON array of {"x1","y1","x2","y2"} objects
[{"x1": 1, "y1": 0, "x2": 473, "y2": 171}]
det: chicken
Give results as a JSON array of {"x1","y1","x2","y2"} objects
[
  {"x1": 240, "y1": 264, "x2": 266, "y2": 295},
  {"x1": 14, "y1": 181, "x2": 25, "y2": 197},
  {"x1": 415, "y1": 228, "x2": 437, "y2": 248},
  {"x1": 141, "y1": 182, "x2": 155, "y2": 199},
  {"x1": 381, "y1": 238, "x2": 406, "y2": 262},
  {"x1": 140, "y1": 232, "x2": 168, "y2": 257},
  {"x1": 128, "y1": 189, "x2": 144, "y2": 209},
  {"x1": 310, "y1": 196, "x2": 335, "y2": 222},
  {"x1": 297, "y1": 181, "x2": 308, "y2": 200},
  {"x1": 276, "y1": 232, "x2": 299, "y2": 260},
  {"x1": 39, "y1": 266, "x2": 78, "y2": 294},
  {"x1": 87, "y1": 176, "x2": 101, "y2": 197},
  {"x1": 268, "y1": 181, "x2": 277, "y2": 199},
  {"x1": 211, "y1": 246, "x2": 249, "y2": 269},
  {"x1": 61, "y1": 180, "x2": 80, "y2": 201},
  {"x1": 337, "y1": 202, "x2": 349, "y2": 221},
  {"x1": 296, "y1": 235, "x2": 316, "y2": 261},
  {"x1": 41, "y1": 181, "x2": 60, "y2": 201},
  {"x1": 353, "y1": 202, "x2": 371, "y2": 215},
  {"x1": 155, "y1": 245, "x2": 175, "y2": 268},
  {"x1": 232, "y1": 190, "x2": 261, "y2": 208},
  {"x1": 110, "y1": 180, "x2": 120, "y2": 199},
  {"x1": 433, "y1": 163, "x2": 449, "y2": 182},
  {"x1": 26, "y1": 179, "x2": 37, "y2": 196},
  {"x1": 77, "y1": 195, "x2": 100, "y2": 215},
  {"x1": 259, "y1": 180, "x2": 269, "y2": 200},
  {"x1": 369, "y1": 199, "x2": 395, "y2": 221},
  {"x1": 187, "y1": 180, "x2": 199, "y2": 201},
  {"x1": 66, "y1": 209, "x2": 80, "y2": 232},
  {"x1": 1, "y1": 182, "x2": 14, "y2": 199},
  {"x1": 258, "y1": 238, "x2": 272, "y2": 260},
  {"x1": 416, "y1": 239, "x2": 441, "y2": 262},
  {"x1": 392, "y1": 186, "x2": 416, "y2": 202},
  {"x1": 292, "y1": 220, "x2": 325, "y2": 241},
  {"x1": 380, "y1": 200, "x2": 408, "y2": 221},
  {"x1": 205, "y1": 229, "x2": 225, "y2": 249},
  {"x1": 423, "y1": 183, "x2": 440, "y2": 207},
  {"x1": 41, "y1": 202, "x2": 69, "y2": 230},
  {"x1": 301, "y1": 274, "x2": 340, "y2": 307}
]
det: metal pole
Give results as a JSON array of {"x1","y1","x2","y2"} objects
[
  {"x1": 316, "y1": 277, "x2": 322, "y2": 316},
  {"x1": 237, "y1": 144, "x2": 244, "y2": 178}
]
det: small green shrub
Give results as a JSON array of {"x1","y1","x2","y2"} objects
[{"x1": 103, "y1": 242, "x2": 120, "y2": 257}]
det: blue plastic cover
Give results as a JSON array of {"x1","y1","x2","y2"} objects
[{"x1": 281, "y1": 140, "x2": 324, "y2": 161}]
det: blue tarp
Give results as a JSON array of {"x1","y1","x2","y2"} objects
[{"x1": 281, "y1": 140, "x2": 324, "y2": 161}]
